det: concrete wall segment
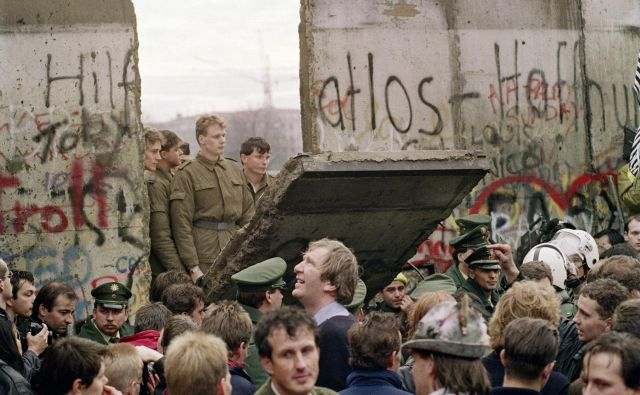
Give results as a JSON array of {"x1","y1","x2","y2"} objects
[
  {"x1": 302, "y1": 0, "x2": 640, "y2": 261},
  {"x1": 0, "y1": 0, "x2": 148, "y2": 321}
]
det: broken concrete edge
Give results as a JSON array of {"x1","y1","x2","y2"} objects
[
  {"x1": 299, "y1": 0, "x2": 316, "y2": 153},
  {"x1": 204, "y1": 150, "x2": 488, "y2": 302},
  {"x1": 204, "y1": 158, "x2": 306, "y2": 301}
]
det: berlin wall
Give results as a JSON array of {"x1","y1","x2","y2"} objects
[
  {"x1": 0, "y1": 0, "x2": 148, "y2": 318},
  {"x1": 301, "y1": 0, "x2": 640, "y2": 270}
]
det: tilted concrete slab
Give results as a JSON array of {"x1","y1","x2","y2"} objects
[{"x1": 204, "y1": 150, "x2": 489, "y2": 301}]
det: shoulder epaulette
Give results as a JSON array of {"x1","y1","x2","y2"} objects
[{"x1": 177, "y1": 160, "x2": 192, "y2": 170}]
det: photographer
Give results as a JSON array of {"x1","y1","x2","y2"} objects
[{"x1": 1, "y1": 265, "x2": 47, "y2": 384}]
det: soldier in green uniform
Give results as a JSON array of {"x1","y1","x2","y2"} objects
[
  {"x1": 445, "y1": 215, "x2": 492, "y2": 289},
  {"x1": 457, "y1": 247, "x2": 503, "y2": 322},
  {"x1": 78, "y1": 282, "x2": 134, "y2": 345},
  {"x1": 170, "y1": 114, "x2": 255, "y2": 283},
  {"x1": 148, "y1": 129, "x2": 188, "y2": 281},
  {"x1": 240, "y1": 137, "x2": 277, "y2": 203},
  {"x1": 232, "y1": 257, "x2": 287, "y2": 388}
]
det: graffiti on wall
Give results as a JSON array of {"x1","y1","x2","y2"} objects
[
  {"x1": 312, "y1": 35, "x2": 637, "y2": 270},
  {"x1": 0, "y1": 29, "x2": 149, "y2": 320}
]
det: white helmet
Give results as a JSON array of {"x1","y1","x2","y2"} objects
[
  {"x1": 523, "y1": 243, "x2": 573, "y2": 290},
  {"x1": 550, "y1": 229, "x2": 599, "y2": 269}
]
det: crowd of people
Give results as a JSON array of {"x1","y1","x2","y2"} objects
[{"x1": 1, "y1": 114, "x2": 640, "y2": 395}]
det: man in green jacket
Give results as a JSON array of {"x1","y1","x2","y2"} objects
[
  {"x1": 457, "y1": 247, "x2": 503, "y2": 321},
  {"x1": 78, "y1": 281, "x2": 133, "y2": 345},
  {"x1": 445, "y1": 217, "x2": 492, "y2": 289},
  {"x1": 232, "y1": 257, "x2": 287, "y2": 388}
]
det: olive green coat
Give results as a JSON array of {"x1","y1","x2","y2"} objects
[
  {"x1": 458, "y1": 278, "x2": 501, "y2": 322},
  {"x1": 249, "y1": 173, "x2": 277, "y2": 203},
  {"x1": 170, "y1": 154, "x2": 255, "y2": 274},
  {"x1": 444, "y1": 263, "x2": 466, "y2": 289},
  {"x1": 77, "y1": 316, "x2": 134, "y2": 345},
  {"x1": 240, "y1": 303, "x2": 269, "y2": 389},
  {"x1": 148, "y1": 168, "x2": 186, "y2": 279}
]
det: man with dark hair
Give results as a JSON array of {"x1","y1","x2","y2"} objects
[
  {"x1": 38, "y1": 336, "x2": 116, "y2": 395},
  {"x1": 148, "y1": 129, "x2": 187, "y2": 281},
  {"x1": 492, "y1": 317, "x2": 559, "y2": 395},
  {"x1": 7, "y1": 270, "x2": 35, "y2": 321},
  {"x1": 170, "y1": 114, "x2": 255, "y2": 283},
  {"x1": 240, "y1": 136, "x2": 275, "y2": 203},
  {"x1": 593, "y1": 228, "x2": 624, "y2": 256},
  {"x1": 120, "y1": 302, "x2": 171, "y2": 350},
  {"x1": 254, "y1": 306, "x2": 336, "y2": 395},
  {"x1": 557, "y1": 278, "x2": 629, "y2": 382},
  {"x1": 161, "y1": 283, "x2": 205, "y2": 325},
  {"x1": 624, "y1": 214, "x2": 640, "y2": 253},
  {"x1": 232, "y1": 257, "x2": 287, "y2": 387},
  {"x1": 32, "y1": 280, "x2": 77, "y2": 341},
  {"x1": 599, "y1": 242, "x2": 639, "y2": 259},
  {"x1": 445, "y1": 215, "x2": 492, "y2": 288},
  {"x1": 340, "y1": 312, "x2": 411, "y2": 395},
  {"x1": 202, "y1": 301, "x2": 255, "y2": 395},
  {"x1": 292, "y1": 238, "x2": 359, "y2": 391},
  {"x1": 6, "y1": 270, "x2": 47, "y2": 382},
  {"x1": 149, "y1": 269, "x2": 191, "y2": 302},
  {"x1": 581, "y1": 331, "x2": 640, "y2": 394},
  {"x1": 78, "y1": 282, "x2": 134, "y2": 345}
]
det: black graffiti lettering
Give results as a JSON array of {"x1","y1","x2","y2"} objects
[
  {"x1": 46, "y1": 54, "x2": 84, "y2": 108},
  {"x1": 612, "y1": 84, "x2": 630, "y2": 129},
  {"x1": 417, "y1": 77, "x2": 444, "y2": 135},
  {"x1": 368, "y1": 53, "x2": 376, "y2": 130},
  {"x1": 346, "y1": 53, "x2": 361, "y2": 132},
  {"x1": 385, "y1": 76, "x2": 412, "y2": 133}
]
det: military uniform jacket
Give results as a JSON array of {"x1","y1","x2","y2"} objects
[
  {"x1": 148, "y1": 168, "x2": 185, "y2": 278},
  {"x1": 444, "y1": 264, "x2": 466, "y2": 289},
  {"x1": 458, "y1": 278, "x2": 501, "y2": 321},
  {"x1": 170, "y1": 154, "x2": 255, "y2": 273},
  {"x1": 77, "y1": 316, "x2": 134, "y2": 345},
  {"x1": 255, "y1": 379, "x2": 337, "y2": 395},
  {"x1": 240, "y1": 304, "x2": 269, "y2": 389},
  {"x1": 250, "y1": 173, "x2": 277, "y2": 203}
]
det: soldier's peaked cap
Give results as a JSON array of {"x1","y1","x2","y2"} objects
[
  {"x1": 456, "y1": 214, "x2": 491, "y2": 235},
  {"x1": 232, "y1": 257, "x2": 287, "y2": 293},
  {"x1": 466, "y1": 246, "x2": 501, "y2": 270},
  {"x1": 91, "y1": 282, "x2": 132, "y2": 310},
  {"x1": 449, "y1": 225, "x2": 490, "y2": 252}
]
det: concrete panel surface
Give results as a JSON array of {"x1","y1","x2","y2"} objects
[
  {"x1": 205, "y1": 150, "x2": 489, "y2": 301},
  {"x1": 0, "y1": 0, "x2": 147, "y2": 320}
]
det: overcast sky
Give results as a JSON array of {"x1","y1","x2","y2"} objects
[{"x1": 133, "y1": 0, "x2": 301, "y2": 122}]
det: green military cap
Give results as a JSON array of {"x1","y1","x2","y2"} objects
[
  {"x1": 456, "y1": 214, "x2": 491, "y2": 236},
  {"x1": 410, "y1": 274, "x2": 457, "y2": 300},
  {"x1": 466, "y1": 246, "x2": 501, "y2": 270},
  {"x1": 91, "y1": 282, "x2": 132, "y2": 310},
  {"x1": 449, "y1": 225, "x2": 490, "y2": 252},
  {"x1": 231, "y1": 257, "x2": 287, "y2": 293},
  {"x1": 345, "y1": 278, "x2": 367, "y2": 314}
]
